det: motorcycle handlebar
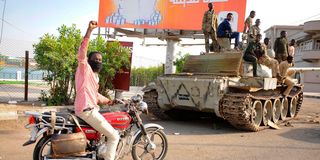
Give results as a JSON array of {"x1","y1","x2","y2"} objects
[{"x1": 113, "y1": 98, "x2": 126, "y2": 104}]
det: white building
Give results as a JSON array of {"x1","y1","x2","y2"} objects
[{"x1": 265, "y1": 20, "x2": 320, "y2": 92}]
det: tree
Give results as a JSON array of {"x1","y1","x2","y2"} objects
[
  {"x1": 174, "y1": 52, "x2": 190, "y2": 73},
  {"x1": 0, "y1": 54, "x2": 6, "y2": 70},
  {"x1": 130, "y1": 66, "x2": 163, "y2": 86},
  {"x1": 88, "y1": 37, "x2": 131, "y2": 96},
  {"x1": 34, "y1": 24, "x2": 82, "y2": 105}
]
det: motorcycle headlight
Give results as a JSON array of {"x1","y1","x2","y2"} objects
[{"x1": 138, "y1": 101, "x2": 148, "y2": 115}]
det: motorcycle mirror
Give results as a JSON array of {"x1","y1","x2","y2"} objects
[
  {"x1": 131, "y1": 94, "x2": 142, "y2": 103},
  {"x1": 138, "y1": 101, "x2": 148, "y2": 115}
]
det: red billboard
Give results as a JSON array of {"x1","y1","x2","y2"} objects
[{"x1": 99, "y1": 0, "x2": 247, "y2": 31}]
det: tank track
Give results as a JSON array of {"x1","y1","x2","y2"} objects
[
  {"x1": 143, "y1": 90, "x2": 169, "y2": 120},
  {"x1": 220, "y1": 94, "x2": 260, "y2": 131},
  {"x1": 144, "y1": 87, "x2": 304, "y2": 132},
  {"x1": 295, "y1": 92, "x2": 303, "y2": 117},
  {"x1": 220, "y1": 87, "x2": 304, "y2": 132}
]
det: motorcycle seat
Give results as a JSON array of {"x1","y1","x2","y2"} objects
[
  {"x1": 42, "y1": 111, "x2": 89, "y2": 126},
  {"x1": 67, "y1": 106, "x2": 127, "y2": 114}
]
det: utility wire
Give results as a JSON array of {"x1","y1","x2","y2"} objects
[
  {"x1": 0, "y1": 0, "x2": 6, "y2": 44},
  {"x1": 290, "y1": 12, "x2": 320, "y2": 25},
  {"x1": 0, "y1": 18, "x2": 35, "y2": 36}
]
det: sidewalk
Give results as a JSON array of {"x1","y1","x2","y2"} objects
[{"x1": 303, "y1": 92, "x2": 320, "y2": 99}]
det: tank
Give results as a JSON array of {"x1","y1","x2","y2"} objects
[{"x1": 143, "y1": 52, "x2": 303, "y2": 132}]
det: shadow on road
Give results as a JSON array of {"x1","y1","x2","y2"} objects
[
  {"x1": 279, "y1": 127, "x2": 320, "y2": 144},
  {"x1": 145, "y1": 116, "x2": 249, "y2": 136}
]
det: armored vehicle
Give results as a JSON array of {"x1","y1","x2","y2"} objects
[{"x1": 143, "y1": 52, "x2": 303, "y2": 131}]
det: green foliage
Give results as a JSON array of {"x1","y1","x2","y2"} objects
[
  {"x1": 0, "y1": 54, "x2": 8, "y2": 70},
  {"x1": 130, "y1": 66, "x2": 163, "y2": 86},
  {"x1": 174, "y1": 53, "x2": 190, "y2": 73},
  {"x1": 34, "y1": 24, "x2": 82, "y2": 105},
  {"x1": 34, "y1": 24, "x2": 130, "y2": 105},
  {"x1": 0, "y1": 53, "x2": 8, "y2": 61},
  {"x1": 89, "y1": 38, "x2": 131, "y2": 96},
  {"x1": 0, "y1": 80, "x2": 44, "y2": 85}
]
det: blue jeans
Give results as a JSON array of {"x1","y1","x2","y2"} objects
[{"x1": 230, "y1": 32, "x2": 240, "y2": 47}]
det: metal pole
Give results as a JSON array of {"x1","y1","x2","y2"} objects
[
  {"x1": 24, "y1": 51, "x2": 29, "y2": 101},
  {"x1": 165, "y1": 39, "x2": 177, "y2": 74}
]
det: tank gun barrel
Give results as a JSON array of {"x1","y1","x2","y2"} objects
[{"x1": 289, "y1": 67, "x2": 320, "y2": 72}]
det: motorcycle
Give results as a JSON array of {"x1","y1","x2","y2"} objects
[{"x1": 23, "y1": 95, "x2": 168, "y2": 160}]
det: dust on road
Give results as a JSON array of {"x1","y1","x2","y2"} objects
[{"x1": 0, "y1": 98, "x2": 320, "y2": 160}]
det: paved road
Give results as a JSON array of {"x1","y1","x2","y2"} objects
[
  {"x1": 0, "y1": 84, "x2": 48, "y2": 102},
  {"x1": 0, "y1": 98, "x2": 320, "y2": 160}
]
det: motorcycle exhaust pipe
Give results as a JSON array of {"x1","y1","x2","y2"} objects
[
  {"x1": 43, "y1": 152, "x2": 97, "y2": 160},
  {"x1": 44, "y1": 157, "x2": 95, "y2": 160}
]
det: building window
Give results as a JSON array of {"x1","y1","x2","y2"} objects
[
  {"x1": 315, "y1": 40, "x2": 320, "y2": 50},
  {"x1": 301, "y1": 40, "x2": 313, "y2": 51}
]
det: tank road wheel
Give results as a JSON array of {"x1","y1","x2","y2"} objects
[
  {"x1": 251, "y1": 100, "x2": 263, "y2": 127},
  {"x1": 262, "y1": 100, "x2": 273, "y2": 126},
  {"x1": 272, "y1": 99, "x2": 281, "y2": 123},
  {"x1": 289, "y1": 96, "x2": 298, "y2": 118},
  {"x1": 281, "y1": 97, "x2": 289, "y2": 120},
  {"x1": 221, "y1": 95, "x2": 263, "y2": 132}
]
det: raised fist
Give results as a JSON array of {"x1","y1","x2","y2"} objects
[{"x1": 88, "y1": 21, "x2": 98, "y2": 30}]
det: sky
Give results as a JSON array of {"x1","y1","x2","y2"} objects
[{"x1": 0, "y1": 0, "x2": 320, "y2": 67}]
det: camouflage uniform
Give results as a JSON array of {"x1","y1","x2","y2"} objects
[
  {"x1": 248, "y1": 25, "x2": 261, "y2": 42},
  {"x1": 243, "y1": 17, "x2": 253, "y2": 33},
  {"x1": 243, "y1": 41, "x2": 263, "y2": 76},
  {"x1": 202, "y1": 10, "x2": 218, "y2": 52},
  {"x1": 274, "y1": 37, "x2": 289, "y2": 63}
]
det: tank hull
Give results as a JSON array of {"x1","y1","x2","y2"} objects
[{"x1": 143, "y1": 53, "x2": 304, "y2": 131}]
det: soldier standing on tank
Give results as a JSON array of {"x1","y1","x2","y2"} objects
[
  {"x1": 202, "y1": 3, "x2": 218, "y2": 53},
  {"x1": 274, "y1": 31, "x2": 289, "y2": 63},
  {"x1": 248, "y1": 19, "x2": 261, "y2": 42},
  {"x1": 243, "y1": 10, "x2": 256, "y2": 40}
]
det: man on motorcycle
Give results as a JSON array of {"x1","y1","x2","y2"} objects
[{"x1": 74, "y1": 20, "x2": 119, "y2": 160}]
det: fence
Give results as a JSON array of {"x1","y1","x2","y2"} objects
[
  {"x1": 0, "y1": 51, "x2": 164, "y2": 103},
  {"x1": 0, "y1": 51, "x2": 49, "y2": 103}
]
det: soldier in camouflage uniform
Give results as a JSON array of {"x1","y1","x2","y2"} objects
[
  {"x1": 274, "y1": 31, "x2": 289, "y2": 63},
  {"x1": 243, "y1": 10, "x2": 256, "y2": 38},
  {"x1": 243, "y1": 33, "x2": 263, "y2": 77},
  {"x1": 248, "y1": 19, "x2": 261, "y2": 42},
  {"x1": 202, "y1": 3, "x2": 218, "y2": 53},
  {"x1": 241, "y1": 11, "x2": 255, "y2": 44},
  {"x1": 243, "y1": 34, "x2": 281, "y2": 78}
]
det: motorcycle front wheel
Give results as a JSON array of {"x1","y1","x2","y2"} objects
[
  {"x1": 131, "y1": 127, "x2": 168, "y2": 160},
  {"x1": 33, "y1": 135, "x2": 52, "y2": 160}
]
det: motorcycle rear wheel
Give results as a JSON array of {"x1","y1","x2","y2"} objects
[
  {"x1": 132, "y1": 127, "x2": 168, "y2": 160},
  {"x1": 33, "y1": 135, "x2": 52, "y2": 160}
]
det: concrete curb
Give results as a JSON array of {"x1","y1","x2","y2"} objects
[
  {"x1": 303, "y1": 95, "x2": 320, "y2": 99},
  {"x1": 0, "y1": 111, "x2": 18, "y2": 120},
  {"x1": 0, "y1": 105, "x2": 73, "y2": 121}
]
